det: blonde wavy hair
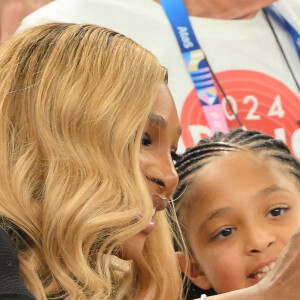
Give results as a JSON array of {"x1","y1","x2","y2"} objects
[{"x1": 0, "y1": 23, "x2": 182, "y2": 299}]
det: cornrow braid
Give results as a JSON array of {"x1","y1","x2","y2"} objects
[
  {"x1": 173, "y1": 129, "x2": 300, "y2": 207},
  {"x1": 172, "y1": 128, "x2": 300, "y2": 299}
]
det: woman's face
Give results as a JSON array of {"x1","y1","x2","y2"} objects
[{"x1": 120, "y1": 83, "x2": 182, "y2": 259}]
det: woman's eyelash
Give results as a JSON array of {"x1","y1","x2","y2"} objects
[
  {"x1": 141, "y1": 135, "x2": 151, "y2": 146},
  {"x1": 141, "y1": 135, "x2": 179, "y2": 161},
  {"x1": 171, "y1": 150, "x2": 180, "y2": 161}
]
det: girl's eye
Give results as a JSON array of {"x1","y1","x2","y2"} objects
[
  {"x1": 268, "y1": 206, "x2": 289, "y2": 218},
  {"x1": 213, "y1": 227, "x2": 236, "y2": 241},
  {"x1": 141, "y1": 134, "x2": 151, "y2": 146}
]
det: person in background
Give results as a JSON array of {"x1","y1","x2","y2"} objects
[
  {"x1": 0, "y1": 0, "x2": 51, "y2": 43},
  {"x1": 17, "y1": 0, "x2": 300, "y2": 160},
  {"x1": 173, "y1": 128, "x2": 300, "y2": 298}
]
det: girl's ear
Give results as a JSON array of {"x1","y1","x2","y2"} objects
[{"x1": 176, "y1": 252, "x2": 212, "y2": 290}]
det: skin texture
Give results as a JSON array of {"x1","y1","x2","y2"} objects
[
  {"x1": 0, "y1": 0, "x2": 51, "y2": 42},
  {"x1": 180, "y1": 150, "x2": 300, "y2": 293},
  {"x1": 155, "y1": 0, "x2": 278, "y2": 19},
  {"x1": 120, "y1": 83, "x2": 181, "y2": 259}
]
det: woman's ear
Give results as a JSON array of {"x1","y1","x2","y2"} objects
[{"x1": 176, "y1": 251, "x2": 212, "y2": 290}]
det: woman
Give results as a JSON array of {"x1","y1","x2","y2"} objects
[
  {"x1": 1, "y1": 23, "x2": 300, "y2": 300},
  {"x1": 0, "y1": 23, "x2": 182, "y2": 300}
]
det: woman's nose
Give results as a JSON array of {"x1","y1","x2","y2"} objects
[{"x1": 144, "y1": 155, "x2": 179, "y2": 199}]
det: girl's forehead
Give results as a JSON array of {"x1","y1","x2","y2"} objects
[
  {"x1": 197, "y1": 150, "x2": 271, "y2": 176},
  {"x1": 188, "y1": 150, "x2": 296, "y2": 202},
  {"x1": 178, "y1": 147, "x2": 300, "y2": 226},
  {"x1": 179, "y1": 150, "x2": 299, "y2": 226}
]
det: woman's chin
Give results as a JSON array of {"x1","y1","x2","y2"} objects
[{"x1": 118, "y1": 232, "x2": 147, "y2": 260}]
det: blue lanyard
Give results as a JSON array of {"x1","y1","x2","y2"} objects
[
  {"x1": 161, "y1": 0, "x2": 230, "y2": 133},
  {"x1": 160, "y1": 0, "x2": 300, "y2": 133},
  {"x1": 160, "y1": 0, "x2": 200, "y2": 53},
  {"x1": 161, "y1": 1, "x2": 300, "y2": 62},
  {"x1": 265, "y1": 5, "x2": 300, "y2": 59}
]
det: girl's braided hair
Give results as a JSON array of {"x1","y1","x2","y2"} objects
[
  {"x1": 174, "y1": 129, "x2": 300, "y2": 207},
  {"x1": 172, "y1": 128, "x2": 300, "y2": 299}
]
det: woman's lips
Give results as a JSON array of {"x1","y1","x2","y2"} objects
[
  {"x1": 141, "y1": 206, "x2": 157, "y2": 235},
  {"x1": 142, "y1": 219, "x2": 155, "y2": 235},
  {"x1": 152, "y1": 194, "x2": 168, "y2": 211},
  {"x1": 140, "y1": 194, "x2": 168, "y2": 235}
]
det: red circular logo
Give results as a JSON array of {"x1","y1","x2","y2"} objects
[{"x1": 181, "y1": 70, "x2": 300, "y2": 159}]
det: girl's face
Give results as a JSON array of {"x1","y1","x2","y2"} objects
[
  {"x1": 181, "y1": 150, "x2": 300, "y2": 293},
  {"x1": 120, "y1": 84, "x2": 181, "y2": 259}
]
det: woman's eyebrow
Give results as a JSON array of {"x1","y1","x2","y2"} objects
[
  {"x1": 148, "y1": 113, "x2": 166, "y2": 128},
  {"x1": 148, "y1": 113, "x2": 182, "y2": 135}
]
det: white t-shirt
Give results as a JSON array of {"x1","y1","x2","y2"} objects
[{"x1": 18, "y1": 0, "x2": 300, "y2": 157}]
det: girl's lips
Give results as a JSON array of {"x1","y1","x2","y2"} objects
[
  {"x1": 248, "y1": 275, "x2": 264, "y2": 285},
  {"x1": 247, "y1": 258, "x2": 277, "y2": 284}
]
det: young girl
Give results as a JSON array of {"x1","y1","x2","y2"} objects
[{"x1": 174, "y1": 128, "x2": 300, "y2": 297}]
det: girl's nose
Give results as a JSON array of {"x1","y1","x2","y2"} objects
[{"x1": 245, "y1": 225, "x2": 276, "y2": 254}]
